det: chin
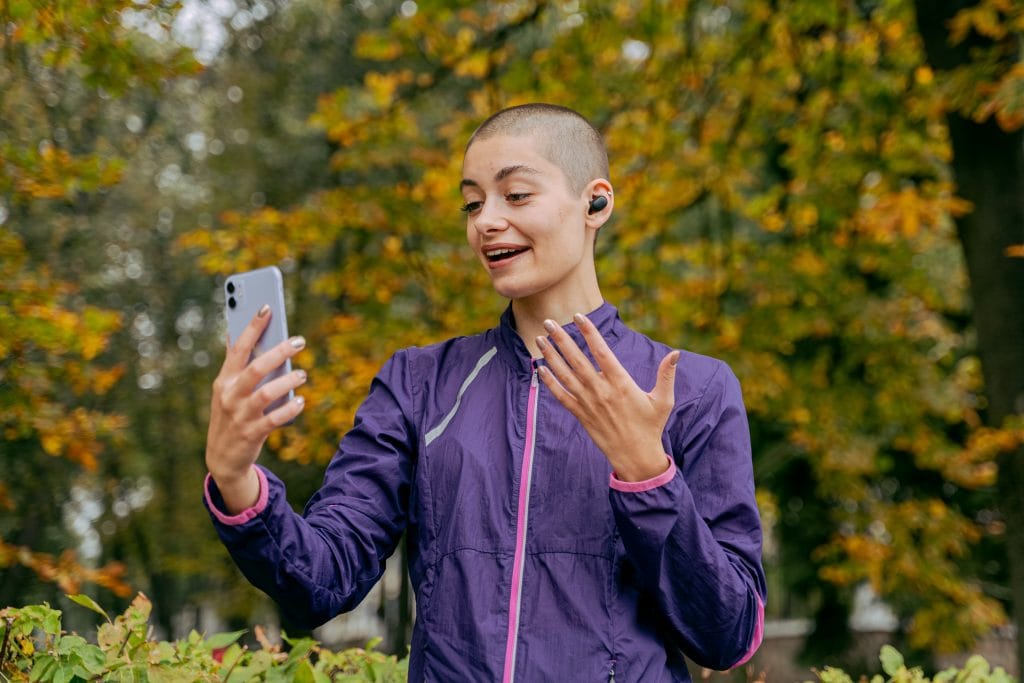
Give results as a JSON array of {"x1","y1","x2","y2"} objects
[{"x1": 488, "y1": 277, "x2": 535, "y2": 301}]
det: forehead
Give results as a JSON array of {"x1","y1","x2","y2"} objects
[{"x1": 461, "y1": 134, "x2": 565, "y2": 187}]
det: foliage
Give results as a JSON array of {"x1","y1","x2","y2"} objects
[
  {"x1": 810, "y1": 645, "x2": 1015, "y2": 683},
  {"x1": 2, "y1": 0, "x2": 1021, "y2": 659},
  {"x1": 0, "y1": 593, "x2": 407, "y2": 682},
  {"x1": 0, "y1": 597, "x2": 1013, "y2": 683},
  {"x1": 176, "y1": 0, "x2": 1022, "y2": 652},
  {"x1": 0, "y1": 0, "x2": 198, "y2": 602}
]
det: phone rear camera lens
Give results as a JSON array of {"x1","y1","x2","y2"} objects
[
  {"x1": 226, "y1": 281, "x2": 235, "y2": 294},
  {"x1": 228, "y1": 297, "x2": 237, "y2": 309}
]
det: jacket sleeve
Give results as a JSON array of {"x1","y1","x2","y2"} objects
[
  {"x1": 203, "y1": 349, "x2": 417, "y2": 628},
  {"x1": 608, "y1": 358, "x2": 765, "y2": 670}
]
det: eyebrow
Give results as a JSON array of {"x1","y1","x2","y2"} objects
[{"x1": 460, "y1": 164, "x2": 543, "y2": 189}]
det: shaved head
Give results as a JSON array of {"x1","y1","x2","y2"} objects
[{"x1": 466, "y1": 103, "x2": 609, "y2": 195}]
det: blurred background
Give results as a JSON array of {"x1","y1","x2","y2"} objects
[{"x1": 1, "y1": 0, "x2": 1022, "y2": 678}]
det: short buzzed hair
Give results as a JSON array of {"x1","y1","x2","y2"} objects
[{"x1": 466, "y1": 103, "x2": 609, "y2": 195}]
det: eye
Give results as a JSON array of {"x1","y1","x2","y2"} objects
[
  {"x1": 505, "y1": 192, "x2": 531, "y2": 203},
  {"x1": 460, "y1": 200, "x2": 483, "y2": 214}
]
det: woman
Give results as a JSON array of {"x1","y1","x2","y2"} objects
[{"x1": 203, "y1": 103, "x2": 765, "y2": 681}]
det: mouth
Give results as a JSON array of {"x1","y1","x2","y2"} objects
[{"x1": 483, "y1": 246, "x2": 530, "y2": 264}]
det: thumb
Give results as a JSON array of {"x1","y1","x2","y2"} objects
[{"x1": 652, "y1": 350, "x2": 680, "y2": 407}]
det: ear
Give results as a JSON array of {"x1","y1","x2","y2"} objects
[{"x1": 583, "y1": 179, "x2": 614, "y2": 230}]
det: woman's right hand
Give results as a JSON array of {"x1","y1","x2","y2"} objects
[{"x1": 205, "y1": 304, "x2": 308, "y2": 513}]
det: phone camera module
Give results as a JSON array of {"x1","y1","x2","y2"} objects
[
  {"x1": 228, "y1": 296, "x2": 237, "y2": 309},
  {"x1": 226, "y1": 281, "x2": 236, "y2": 294}
]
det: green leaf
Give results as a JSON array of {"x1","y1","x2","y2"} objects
[
  {"x1": 66, "y1": 594, "x2": 110, "y2": 622},
  {"x1": 19, "y1": 604, "x2": 62, "y2": 635},
  {"x1": 204, "y1": 629, "x2": 246, "y2": 650},
  {"x1": 77, "y1": 643, "x2": 107, "y2": 674},
  {"x1": 29, "y1": 656, "x2": 57, "y2": 682},
  {"x1": 56, "y1": 634, "x2": 87, "y2": 656},
  {"x1": 282, "y1": 637, "x2": 314, "y2": 664},
  {"x1": 52, "y1": 663, "x2": 71, "y2": 683},
  {"x1": 293, "y1": 658, "x2": 318, "y2": 683},
  {"x1": 962, "y1": 654, "x2": 991, "y2": 677},
  {"x1": 880, "y1": 645, "x2": 905, "y2": 677}
]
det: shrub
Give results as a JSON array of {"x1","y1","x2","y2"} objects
[
  {"x1": 0, "y1": 593, "x2": 408, "y2": 682},
  {"x1": 809, "y1": 644, "x2": 1015, "y2": 683},
  {"x1": 1, "y1": 596, "x2": 1014, "y2": 683}
]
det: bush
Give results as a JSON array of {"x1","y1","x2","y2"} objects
[
  {"x1": 1, "y1": 595, "x2": 1014, "y2": 683},
  {"x1": 809, "y1": 645, "x2": 1015, "y2": 683},
  {"x1": 0, "y1": 593, "x2": 407, "y2": 682}
]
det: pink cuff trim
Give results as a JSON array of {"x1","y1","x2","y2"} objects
[
  {"x1": 204, "y1": 467, "x2": 269, "y2": 525},
  {"x1": 732, "y1": 593, "x2": 765, "y2": 668},
  {"x1": 609, "y1": 456, "x2": 676, "y2": 493}
]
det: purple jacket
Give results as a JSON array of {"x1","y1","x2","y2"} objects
[{"x1": 205, "y1": 302, "x2": 765, "y2": 681}]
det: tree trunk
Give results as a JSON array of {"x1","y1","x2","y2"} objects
[{"x1": 913, "y1": 0, "x2": 1024, "y2": 668}]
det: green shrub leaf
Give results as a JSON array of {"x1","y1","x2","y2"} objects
[
  {"x1": 66, "y1": 594, "x2": 110, "y2": 622},
  {"x1": 204, "y1": 629, "x2": 246, "y2": 651},
  {"x1": 880, "y1": 645, "x2": 905, "y2": 676}
]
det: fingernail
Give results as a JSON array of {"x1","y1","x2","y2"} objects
[
  {"x1": 294, "y1": 396, "x2": 305, "y2": 408},
  {"x1": 573, "y1": 313, "x2": 586, "y2": 325},
  {"x1": 296, "y1": 369, "x2": 307, "y2": 382},
  {"x1": 290, "y1": 336, "x2": 306, "y2": 349},
  {"x1": 543, "y1": 319, "x2": 557, "y2": 333},
  {"x1": 536, "y1": 336, "x2": 547, "y2": 350},
  {"x1": 258, "y1": 304, "x2": 270, "y2": 318}
]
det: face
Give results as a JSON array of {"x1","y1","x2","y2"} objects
[{"x1": 461, "y1": 135, "x2": 601, "y2": 303}]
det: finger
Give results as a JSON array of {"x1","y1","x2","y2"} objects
[
  {"x1": 536, "y1": 364, "x2": 579, "y2": 410},
  {"x1": 223, "y1": 305, "x2": 272, "y2": 374},
  {"x1": 238, "y1": 335, "x2": 306, "y2": 395},
  {"x1": 536, "y1": 335, "x2": 585, "y2": 398},
  {"x1": 651, "y1": 350, "x2": 680, "y2": 409},
  {"x1": 573, "y1": 312, "x2": 631, "y2": 382},
  {"x1": 261, "y1": 394, "x2": 306, "y2": 429},
  {"x1": 542, "y1": 318, "x2": 598, "y2": 380},
  {"x1": 253, "y1": 368, "x2": 308, "y2": 413}
]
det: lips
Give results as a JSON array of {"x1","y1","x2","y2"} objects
[{"x1": 483, "y1": 244, "x2": 530, "y2": 264}]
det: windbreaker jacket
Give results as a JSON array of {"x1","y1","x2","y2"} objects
[{"x1": 204, "y1": 302, "x2": 766, "y2": 682}]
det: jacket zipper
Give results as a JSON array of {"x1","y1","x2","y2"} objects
[{"x1": 502, "y1": 365, "x2": 540, "y2": 683}]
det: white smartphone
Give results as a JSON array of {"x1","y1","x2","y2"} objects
[{"x1": 224, "y1": 265, "x2": 294, "y2": 415}]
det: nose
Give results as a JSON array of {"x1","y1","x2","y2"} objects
[{"x1": 472, "y1": 199, "x2": 509, "y2": 235}]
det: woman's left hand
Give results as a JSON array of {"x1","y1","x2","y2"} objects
[{"x1": 536, "y1": 313, "x2": 680, "y2": 482}]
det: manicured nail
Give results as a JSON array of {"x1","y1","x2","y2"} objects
[
  {"x1": 290, "y1": 336, "x2": 306, "y2": 349},
  {"x1": 295, "y1": 369, "x2": 307, "y2": 382},
  {"x1": 258, "y1": 304, "x2": 270, "y2": 317},
  {"x1": 573, "y1": 313, "x2": 587, "y2": 326},
  {"x1": 543, "y1": 319, "x2": 557, "y2": 333},
  {"x1": 536, "y1": 336, "x2": 547, "y2": 350},
  {"x1": 294, "y1": 396, "x2": 305, "y2": 408}
]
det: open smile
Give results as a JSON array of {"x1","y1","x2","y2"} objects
[{"x1": 483, "y1": 245, "x2": 531, "y2": 267}]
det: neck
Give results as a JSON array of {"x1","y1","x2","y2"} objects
[{"x1": 512, "y1": 286, "x2": 604, "y2": 358}]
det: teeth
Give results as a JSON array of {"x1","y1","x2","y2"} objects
[{"x1": 488, "y1": 248, "x2": 522, "y2": 257}]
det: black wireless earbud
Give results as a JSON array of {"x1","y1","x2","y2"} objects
[{"x1": 588, "y1": 195, "x2": 609, "y2": 214}]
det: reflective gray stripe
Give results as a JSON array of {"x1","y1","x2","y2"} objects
[{"x1": 424, "y1": 347, "x2": 498, "y2": 446}]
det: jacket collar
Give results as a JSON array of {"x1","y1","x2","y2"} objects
[{"x1": 495, "y1": 300, "x2": 625, "y2": 375}]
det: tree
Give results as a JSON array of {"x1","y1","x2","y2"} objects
[
  {"x1": 0, "y1": 0, "x2": 197, "y2": 607},
  {"x1": 912, "y1": 0, "x2": 1024, "y2": 667}
]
